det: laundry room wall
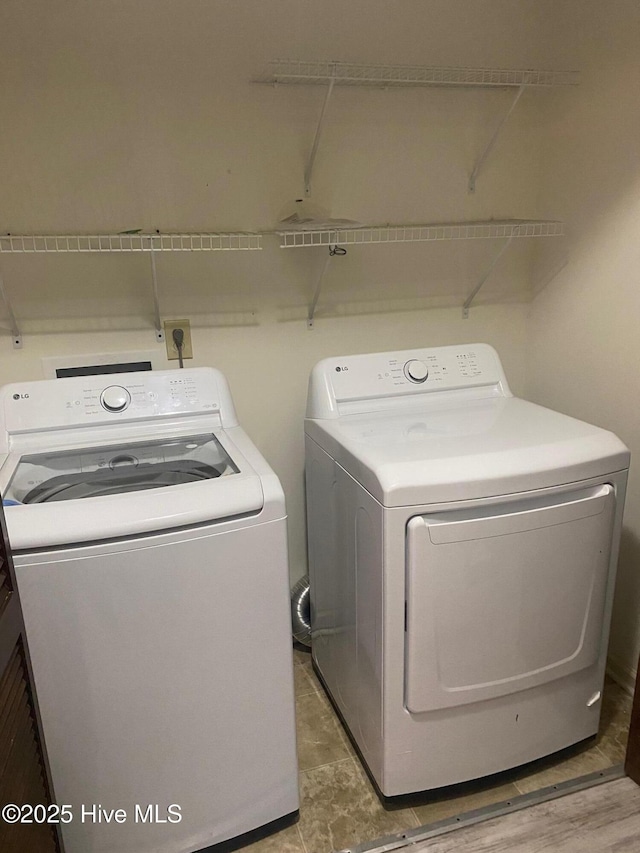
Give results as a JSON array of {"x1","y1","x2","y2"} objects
[
  {"x1": 525, "y1": 0, "x2": 640, "y2": 690},
  {"x1": 0, "y1": 2, "x2": 561, "y2": 581}
]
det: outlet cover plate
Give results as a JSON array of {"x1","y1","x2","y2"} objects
[{"x1": 163, "y1": 319, "x2": 193, "y2": 360}]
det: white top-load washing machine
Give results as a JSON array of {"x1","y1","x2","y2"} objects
[
  {"x1": 305, "y1": 344, "x2": 629, "y2": 802},
  {"x1": 0, "y1": 368, "x2": 299, "y2": 853}
]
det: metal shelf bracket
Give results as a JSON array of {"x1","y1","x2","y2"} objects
[
  {"x1": 304, "y1": 64, "x2": 337, "y2": 197},
  {"x1": 149, "y1": 247, "x2": 164, "y2": 342},
  {"x1": 0, "y1": 272, "x2": 23, "y2": 348},
  {"x1": 307, "y1": 244, "x2": 344, "y2": 328},
  {"x1": 462, "y1": 234, "x2": 514, "y2": 318},
  {"x1": 469, "y1": 85, "x2": 525, "y2": 193}
]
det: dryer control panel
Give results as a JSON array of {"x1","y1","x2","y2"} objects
[
  {"x1": 0, "y1": 368, "x2": 239, "y2": 441},
  {"x1": 307, "y1": 344, "x2": 512, "y2": 419}
]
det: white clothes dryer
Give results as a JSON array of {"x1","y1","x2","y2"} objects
[
  {"x1": 305, "y1": 344, "x2": 629, "y2": 802},
  {"x1": 0, "y1": 367, "x2": 299, "y2": 853}
]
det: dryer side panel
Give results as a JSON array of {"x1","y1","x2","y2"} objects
[
  {"x1": 306, "y1": 437, "x2": 384, "y2": 777},
  {"x1": 405, "y1": 484, "x2": 616, "y2": 713},
  {"x1": 306, "y1": 435, "x2": 340, "y2": 690}
]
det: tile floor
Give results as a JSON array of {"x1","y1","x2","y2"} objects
[{"x1": 243, "y1": 648, "x2": 633, "y2": 853}]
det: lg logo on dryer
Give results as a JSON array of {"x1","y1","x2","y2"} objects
[
  {"x1": 335, "y1": 366, "x2": 349, "y2": 372},
  {"x1": 12, "y1": 393, "x2": 29, "y2": 400}
]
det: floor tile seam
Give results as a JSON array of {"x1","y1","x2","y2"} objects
[
  {"x1": 298, "y1": 667, "x2": 323, "y2": 696},
  {"x1": 512, "y1": 775, "x2": 553, "y2": 796},
  {"x1": 591, "y1": 743, "x2": 615, "y2": 765},
  {"x1": 307, "y1": 680, "x2": 323, "y2": 697},
  {"x1": 595, "y1": 739, "x2": 627, "y2": 765},
  {"x1": 296, "y1": 688, "x2": 319, "y2": 699},
  {"x1": 512, "y1": 777, "x2": 531, "y2": 796},
  {"x1": 294, "y1": 820, "x2": 310, "y2": 853},
  {"x1": 330, "y1": 719, "x2": 352, "y2": 750},
  {"x1": 408, "y1": 807, "x2": 420, "y2": 827},
  {"x1": 406, "y1": 807, "x2": 422, "y2": 829},
  {"x1": 329, "y1": 711, "x2": 355, "y2": 754},
  {"x1": 299, "y1": 755, "x2": 356, "y2": 776},
  {"x1": 303, "y1": 667, "x2": 323, "y2": 691}
]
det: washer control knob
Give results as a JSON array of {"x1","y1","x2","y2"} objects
[
  {"x1": 404, "y1": 360, "x2": 429, "y2": 383},
  {"x1": 100, "y1": 385, "x2": 131, "y2": 413}
]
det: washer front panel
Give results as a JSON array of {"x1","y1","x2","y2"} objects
[{"x1": 15, "y1": 516, "x2": 298, "y2": 852}]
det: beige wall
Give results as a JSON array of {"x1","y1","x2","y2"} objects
[
  {"x1": 0, "y1": 0, "x2": 554, "y2": 320},
  {"x1": 526, "y1": 1, "x2": 640, "y2": 688}
]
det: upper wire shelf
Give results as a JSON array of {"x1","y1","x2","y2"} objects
[
  {"x1": 0, "y1": 232, "x2": 262, "y2": 254},
  {"x1": 255, "y1": 60, "x2": 579, "y2": 89},
  {"x1": 277, "y1": 219, "x2": 564, "y2": 249}
]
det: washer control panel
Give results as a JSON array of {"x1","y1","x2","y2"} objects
[
  {"x1": 1, "y1": 367, "x2": 238, "y2": 438},
  {"x1": 307, "y1": 344, "x2": 511, "y2": 419},
  {"x1": 69, "y1": 373, "x2": 212, "y2": 420}
]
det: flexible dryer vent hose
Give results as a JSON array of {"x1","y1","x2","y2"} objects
[{"x1": 290, "y1": 575, "x2": 312, "y2": 647}]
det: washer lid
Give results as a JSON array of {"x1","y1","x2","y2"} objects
[
  {"x1": 7, "y1": 433, "x2": 237, "y2": 504},
  {"x1": 305, "y1": 396, "x2": 630, "y2": 506},
  {"x1": 1, "y1": 431, "x2": 264, "y2": 549}
]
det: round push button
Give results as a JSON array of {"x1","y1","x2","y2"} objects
[
  {"x1": 100, "y1": 385, "x2": 131, "y2": 413},
  {"x1": 403, "y1": 360, "x2": 429, "y2": 383}
]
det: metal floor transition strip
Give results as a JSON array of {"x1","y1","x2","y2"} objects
[{"x1": 339, "y1": 764, "x2": 625, "y2": 853}]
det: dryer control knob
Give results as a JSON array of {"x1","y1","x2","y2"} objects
[
  {"x1": 100, "y1": 385, "x2": 131, "y2": 413},
  {"x1": 404, "y1": 360, "x2": 429, "y2": 383}
]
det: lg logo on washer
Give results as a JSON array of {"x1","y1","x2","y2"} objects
[
  {"x1": 12, "y1": 393, "x2": 29, "y2": 400},
  {"x1": 335, "y1": 366, "x2": 349, "y2": 372}
]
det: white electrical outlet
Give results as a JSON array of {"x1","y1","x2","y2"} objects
[{"x1": 163, "y1": 319, "x2": 193, "y2": 360}]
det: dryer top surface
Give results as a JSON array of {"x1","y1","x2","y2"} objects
[
  {"x1": 305, "y1": 395, "x2": 629, "y2": 506},
  {"x1": 305, "y1": 344, "x2": 628, "y2": 505}
]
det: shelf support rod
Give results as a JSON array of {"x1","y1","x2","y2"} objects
[
  {"x1": 304, "y1": 66, "x2": 336, "y2": 197},
  {"x1": 307, "y1": 249, "x2": 333, "y2": 328},
  {"x1": 149, "y1": 246, "x2": 164, "y2": 342},
  {"x1": 0, "y1": 271, "x2": 22, "y2": 348},
  {"x1": 307, "y1": 245, "x2": 346, "y2": 328},
  {"x1": 462, "y1": 235, "x2": 514, "y2": 318},
  {"x1": 469, "y1": 85, "x2": 526, "y2": 193}
]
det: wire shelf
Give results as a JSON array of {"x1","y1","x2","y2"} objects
[
  {"x1": 0, "y1": 232, "x2": 262, "y2": 254},
  {"x1": 277, "y1": 220, "x2": 564, "y2": 248},
  {"x1": 256, "y1": 60, "x2": 579, "y2": 89}
]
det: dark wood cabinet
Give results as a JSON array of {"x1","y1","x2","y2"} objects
[
  {"x1": 0, "y1": 501, "x2": 57, "y2": 853},
  {"x1": 625, "y1": 653, "x2": 640, "y2": 785}
]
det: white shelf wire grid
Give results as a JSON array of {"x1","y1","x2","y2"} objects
[
  {"x1": 0, "y1": 233, "x2": 262, "y2": 254},
  {"x1": 277, "y1": 220, "x2": 564, "y2": 249},
  {"x1": 256, "y1": 60, "x2": 579, "y2": 89}
]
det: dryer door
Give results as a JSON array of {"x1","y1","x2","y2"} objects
[{"x1": 404, "y1": 484, "x2": 615, "y2": 713}]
